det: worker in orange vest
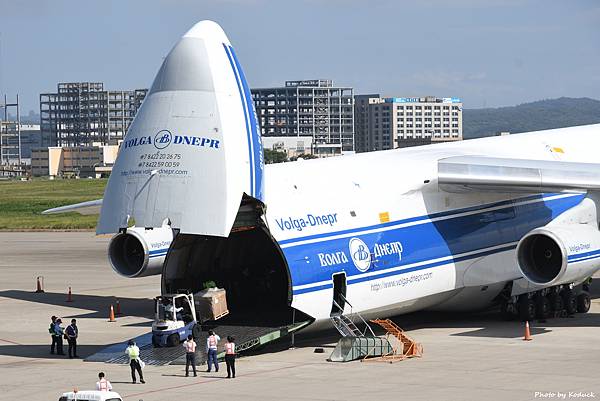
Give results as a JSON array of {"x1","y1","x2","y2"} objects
[
  {"x1": 96, "y1": 372, "x2": 113, "y2": 391},
  {"x1": 205, "y1": 330, "x2": 220, "y2": 372},
  {"x1": 225, "y1": 336, "x2": 236, "y2": 379},
  {"x1": 183, "y1": 335, "x2": 197, "y2": 377}
]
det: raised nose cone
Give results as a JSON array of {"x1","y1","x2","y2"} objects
[
  {"x1": 182, "y1": 20, "x2": 230, "y2": 44},
  {"x1": 97, "y1": 20, "x2": 264, "y2": 237}
]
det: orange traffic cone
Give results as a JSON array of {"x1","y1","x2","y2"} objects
[
  {"x1": 35, "y1": 276, "x2": 44, "y2": 293},
  {"x1": 66, "y1": 287, "x2": 73, "y2": 302},
  {"x1": 523, "y1": 321, "x2": 532, "y2": 341},
  {"x1": 115, "y1": 299, "x2": 122, "y2": 316},
  {"x1": 108, "y1": 305, "x2": 116, "y2": 322}
]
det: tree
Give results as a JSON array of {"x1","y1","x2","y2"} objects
[{"x1": 264, "y1": 149, "x2": 288, "y2": 164}]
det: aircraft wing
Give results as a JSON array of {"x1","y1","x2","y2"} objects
[
  {"x1": 42, "y1": 199, "x2": 103, "y2": 215},
  {"x1": 438, "y1": 156, "x2": 600, "y2": 193}
]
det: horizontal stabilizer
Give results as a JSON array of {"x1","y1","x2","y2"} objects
[
  {"x1": 439, "y1": 156, "x2": 600, "y2": 193},
  {"x1": 42, "y1": 199, "x2": 103, "y2": 215}
]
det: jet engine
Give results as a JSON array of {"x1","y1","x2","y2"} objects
[
  {"x1": 516, "y1": 225, "x2": 600, "y2": 286},
  {"x1": 108, "y1": 225, "x2": 174, "y2": 278}
]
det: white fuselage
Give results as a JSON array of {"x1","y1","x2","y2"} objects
[{"x1": 264, "y1": 124, "x2": 600, "y2": 321}]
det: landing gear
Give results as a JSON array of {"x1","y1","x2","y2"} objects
[
  {"x1": 518, "y1": 295, "x2": 536, "y2": 321},
  {"x1": 561, "y1": 289, "x2": 577, "y2": 316},
  {"x1": 576, "y1": 292, "x2": 591, "y2": 313},
  {"x1": 534, "y1": 294, "x2": 551, "y2": 320},
  {"x1": 499, "y1": 280, "x2": 592, "y2": 321}
]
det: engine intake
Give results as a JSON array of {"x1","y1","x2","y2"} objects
[
  {"x1": 108, "y1": 225, "x2": 174, "y2": 278},
  {"x1": 516, "y1": 225, "x2": 600, "y2": 286}
]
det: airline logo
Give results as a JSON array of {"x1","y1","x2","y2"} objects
[
  {"x1": 122, "y1": 130, "x2": 220, "y2": 150},
  {"x1": 154, "y1": 130, "x2": 172, "y2": 149},
  {"x1": 316, "y1": 238, "x2": 404, "y2": 272},
  {"x1": 349, "y1": 237, "x2": 371, "y2": 272}
]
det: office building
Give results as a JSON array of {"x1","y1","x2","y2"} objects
[
  {"x1": 252, "y1": 80, "x2": 354, "y2": 157},
  {"x1": 31, "y1": 143, "x2": 119, "y2": 178},
  {"x1": 40, "y1": 82, "x2": 147, "y2": 147},
  {"x1": 354, "y1": 95, "x2": 463, "y2": 152}
]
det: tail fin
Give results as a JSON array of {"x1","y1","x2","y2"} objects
[{"x1": 97, "y1": 20, "x2": 263, "y2": 237}]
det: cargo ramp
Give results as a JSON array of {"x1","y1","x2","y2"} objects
[{"x1": 86, "y1": 319, "x2": 310, "y2": 366}]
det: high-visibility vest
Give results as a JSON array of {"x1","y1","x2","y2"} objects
[
  {"x1": 226, "y1": 342, "x2": 235, "y2": 355},
  {"x1": 208, "y1": 336, "x2": 217, "y2": 348},
  {"x1": 127, "y1": 345, "x2": 140, "y2": 359},
  {"x1": 97, "y1": 379, "x2": 110, "y2": 391},
  {"x1": 184, "y1": 340, "x2": 196, "y2": 353}
]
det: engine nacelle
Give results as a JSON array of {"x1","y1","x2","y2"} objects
[
  {"x1": 516, "y1": 225, "x2": 600, "y2": 286},
  {"x1": 108, "y1": 225, "x2": 174, "y2": 278}
]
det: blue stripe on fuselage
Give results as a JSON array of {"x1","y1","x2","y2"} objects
[
  {"x1": 223, "y1": 43, "x2": 255, "y2": 197},
  {"x1": 229, "y1": 46, "x2": 264, "y2": 201},
  {"x1": 285, "y1": 193, "x2": 585, "y2": 295}
]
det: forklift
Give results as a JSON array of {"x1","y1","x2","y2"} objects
[{"x1": 151, "y1": 293, "x2": 202, "y2": 347}]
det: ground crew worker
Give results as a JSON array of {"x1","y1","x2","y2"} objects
[
  {"x1": 49, "y1": 315, "x2": 58, "y2": 354},
  {"x1": 65, "y1": 319, "x2": 79, "y2": 358},
  {"x1": 225, "y1": 336, "x2": 236, "y2": 379},
  {"x1": 183, "y1": 335, "x2": 197, "y2": 377},
  {"x1": 205, "y1": 330, "x2": 220, "y2": 372},
  {"x1": 96, "y1": 372, "x2": 112, "y2": 391},
  {"x1": 125, "y1": 340, "x2": 145, "y2": 384},
  {"x1": 53, "y1": 318, "x2": 65, "y2": 355}
]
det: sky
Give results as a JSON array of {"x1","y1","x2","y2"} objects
[{"x1": 0, "y1": 0, "x2": 599, "y2": 114}]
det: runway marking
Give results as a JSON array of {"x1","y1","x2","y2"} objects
[{"x1": 126, "y1": 362, "x2": 322, "y2": 397}]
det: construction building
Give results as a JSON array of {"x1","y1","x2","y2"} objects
[
  {"x1": 40, "y1": 82, "x2": 147, "y2": 147},
  {"x1": 354, "y1": 95, "x2": 463, "y2": 152},
  {"x1": 251, "y1": 80, "x2": 354, "y2": 157},
  {"x1": 0, "y1": 95, "x2": 23, "y2": 165}
]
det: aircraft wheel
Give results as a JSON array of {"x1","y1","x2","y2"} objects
[
  {"x1": 167, "y1": 334, "x2": 179, "y2": 347},
  {"x1": 500, "y1": 301, "x2": 516, "y2": 320},
  {"x1": 548, "y1": 292, "x2": 564, "y2": 316},
  {"x1": 562, "y1": 290, "x2": 577, "y2": 315},
  {"x1": 534, "y1": 295, "x2": 551, "y2": 319},
  {"x1": 518, "y1": 296, "x2": 536, "y2": 321},
  {"x1": 576, "y1": 292, "x2": 591, "y2": 313}
]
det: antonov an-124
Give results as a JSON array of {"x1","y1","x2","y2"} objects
[{"x1": 46, "y1": 20, "x2": 599, "y2": 332}]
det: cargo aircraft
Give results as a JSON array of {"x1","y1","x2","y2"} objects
[{"x1": 46, "y1": 21, "x2": 599, "y2": 331}]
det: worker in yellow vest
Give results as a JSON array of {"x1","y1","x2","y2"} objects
[
  {"x1": 125, "y1": 340, "x2": 145, "y2": 384},
  {"x1": 225, "y1": 336, "x2": 236, "y2": 379}
]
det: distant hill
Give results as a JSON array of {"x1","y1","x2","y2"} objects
[{"x1": 463, "y1": 97, "x2": 600, "y2": 139}]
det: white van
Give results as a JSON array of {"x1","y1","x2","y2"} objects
[{"x1": 58, "y1": 390, "x2": 123, "y2": 401}]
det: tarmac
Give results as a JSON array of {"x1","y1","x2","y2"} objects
[{"x1": 1, "y1": 231, "x2": 599, "y2": 401}]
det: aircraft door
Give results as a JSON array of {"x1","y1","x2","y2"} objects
[{"x1": 330, "y1": 272, "x2": 347, "y2": 316}]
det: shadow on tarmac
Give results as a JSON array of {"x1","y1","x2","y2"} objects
[
  {"x1": 0, "y1": 290, "x2": 154, "y2": 320},
  {"x1": 0, "y1": 344, "x2": 106, "y2": 360}
]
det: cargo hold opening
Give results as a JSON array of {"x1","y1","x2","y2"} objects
[{"x1": 161, "y1": 200, "x2": 304, "y2": 326}]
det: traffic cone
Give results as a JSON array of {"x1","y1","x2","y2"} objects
[
  {"x1": 523, "y1": 321, "x2": 532, "y2": 341},
  {"x1": 35, "y1": 276, "x2": 44, "y2": 293},
  {"x1": 115, "y1": 299, "x2": 122, "y2": 316},
  {"x1": 66, "y1": 287, "x2": 73, "y2": 302},
  {"x1": 108, "y1": 305, "x2": 116, "y2": 322}
]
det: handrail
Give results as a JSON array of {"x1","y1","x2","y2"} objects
[{"x1": 331, "y1": 296, "x2": 375, "y2": 337}]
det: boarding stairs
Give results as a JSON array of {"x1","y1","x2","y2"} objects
[
  {"x1": 330, "y1": 294, "x2": 375, "y2": 338},
  {"x1": 363, "y1": 318, "x2": 423, "y2": 363}
]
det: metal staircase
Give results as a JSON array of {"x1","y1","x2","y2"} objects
[{"x1": 330, "y1": 294, "x2": 375, "y2": 338}]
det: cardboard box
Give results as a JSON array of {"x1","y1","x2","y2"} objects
[{"x1": 195, "y1": 288, "x2": 229, "y2": 321}]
